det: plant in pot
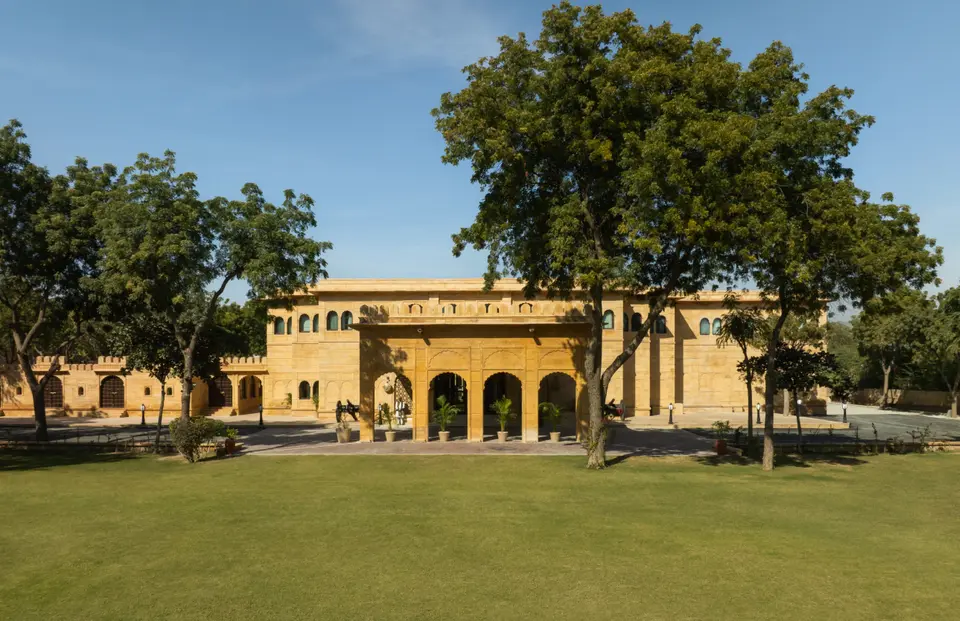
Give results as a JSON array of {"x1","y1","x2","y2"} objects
[
  {"x1": 312, "y1": 392, "x2": 320, "y2": 418},
  {"x1": 539, "y1": 401, "x2": 562, "y2": 442},
  {"x1": 379, "y1": 402, "x2": 397, "y2": 442},
  {"x1": 491, "y1": 396, "x2": 515, "y2": 443},
  {"x1": 712, "y1": 419, "x2": 732, "y2": 455},
  {"x1": 224, "y1": 427, "x2": 239, "y2": 455},
  {"x1": 336, "y1": 417, "x2": 351, "y2": 443},
  {"x1": 432, "y1": 395, "x2": 460, "y2": 442}
]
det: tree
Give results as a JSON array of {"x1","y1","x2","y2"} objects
[
  {"x1": 0, "y1": 120, "x2": 116, "y2": 440},
  {"x1": 743, "y1": 344, "x2": 840, "y2": 454},
  {"x1": 735, "y1": 38, "x2": 942, "y2": 470},
  {"x1": 910, "y1": 287, "x2": 960, "y2": 418},
  {"x1": 98, "y1": 151, "x2": 330, "y2": 420},
  {"x1": 825, "y1": 321, "x2": 864, "y2": 391},
  {"x1": 215, "y1": 300, "x2": 268, "y2": 357},
  {"x1": 716, "y1": 294, "x2": 764, "y2": 441},
  {"x1": 852, "y1": 288, "x2": 928, "y2": 406},
  {"x1": 111, "y1": 312, "x2": 221, "y2": 452},
  {"x1": 434, "y1": 3, "x2": 778, "y2": 468}
]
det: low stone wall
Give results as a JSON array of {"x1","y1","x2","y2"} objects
[{"x1": 852, "y1": 389, "x2": 954, "y2": 412}]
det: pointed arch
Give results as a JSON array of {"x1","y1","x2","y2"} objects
[
  {"x1": 630, "y1": 312, "x2": 642, "y2": 332},
  {"x1": 699, "y1": 318, "x2": 711, "y2": 335},
  {"x1": 273, "y1": 317, "x2": 285, "y2": 335},
  {"x1": 100, "y1": 376, "x2": 125, "y2": 409},
  {"x1": 602, "y1": 310, "x2": 614, "y2": 330},
  {"x1": 326, "y1": 311, "x2": 339, "y2": 331},
  {"x1": 299, "y1": 314, "x2": 310, "y2": 333},
  {"x1": 341, "y1": 311, "x2": 353, "y2": 330},
  {"x1": 298, "y1": 381, "x2": 310, "y2": 400},
  {"x1": 712, "y1": 318, "x2": 722, "y2": 335},
  {"x1": 43, "y1": 376, "x2": 63, "y2": 409}
]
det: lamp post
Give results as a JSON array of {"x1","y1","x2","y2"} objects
[
  {"x1": 258, "y1": 403, "x2": 264, "y2": 428},
  {"x1": 796, "y1": 398, "x2": 803, "y2": 418},
  {"x1": 756, "y1": 402, "x2": 761, "y2": 425},
  {"x1": 140, "y1": 403, "x2": 146, "y2": 427},
  {"x1": 842, "y1": 400, "x2": 847, "y2": 423},
  {"x1": 668, "y1": 402, "x2": 674, "y2": 425}
]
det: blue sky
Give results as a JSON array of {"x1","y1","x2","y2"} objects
[{"x1": 2, "y1": 0, "x2": 958, "y2": 303}]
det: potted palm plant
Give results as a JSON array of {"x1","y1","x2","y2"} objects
[
  {"x1": 432, "y1": 395, "x2": 459, "y2": 442},
  {"x1": 224, "y1": 427, "x2": 239, "y2": 454},
  {"x1": 336, "y1": 417, "x2": 351, "y2": 443},
  {"x1": 539, "y1": 401, "x2": 562, "y2": 442},
  {"x1": 712, "y1": 419, "x2": 731, "y2": 455},
  {"x1": 491, "y1": 396, "x2": 515, "y2": 443},
  {"x1": 379, "y1": 402, "x2": 397, "y2": 442}
]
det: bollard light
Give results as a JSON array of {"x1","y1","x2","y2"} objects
[
  {"x1": 756, "y1": 402, "x2": 761, "y2": 425},
  {"x1": 258, "y1": 403, "x2": 264, "y2": 428},
  {"x1": 140, "y1": 403, "x2": 146, "y2": 427},
  {"x1": 842, "y1": 400, "x2": 848, "y2": 423},
  {"x1": 668, "y1": 402, "x2": 674, "y2": 425}
]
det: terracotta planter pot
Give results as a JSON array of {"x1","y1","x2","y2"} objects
[
  {"x1": 438, "y1": 430, "x2": 451, "y2": 442},
  {"x1": 497, "y1": 431, "x2": 508, "y2": 443},
  {"x1": 224, "y1": 437, "x2": 237, "y2": 455},
  {"x1": 715, "y1": 439, "x2": 727, "y2": 455},
  {"x1": 549, "y1": 431, "x2": 561, "y2": 443},
  {"x1": 337, "y1": 429, "x2": 351, "y2": 444},
  {"x1": 384, "y1": 430, "x2": 397, "y2": 443}
]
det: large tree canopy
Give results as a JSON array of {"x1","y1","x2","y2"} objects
[
  {"x1": 98, "y1": 151, "x2": 330, "y2": 420},
  {"x1": 435, "y1": 3, "x2": 783, "y2": 468},
  {"x1": 0, "y1": 119, "x2": 116, "y2": 440}
]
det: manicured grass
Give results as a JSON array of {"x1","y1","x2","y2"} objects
[{"x1": 1, "y1": 452, "x2": 958, "y2": 620}]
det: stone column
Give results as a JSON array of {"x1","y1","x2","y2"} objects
[
  {"x1": 523, "y1": 345, "x2": 539, "y2": 442},
  {"x1": 230, "y1": 376, "x2": 239, "y2": 414},
  {"x1": 414, "y1": 346, "x2": 429, "y2": 441},
  {"x1": 469, "y1": 347, "x2": 483, "y2": 441},
  {"x1": 358, "y1": 341, "x2": 376, "y2": 442}
]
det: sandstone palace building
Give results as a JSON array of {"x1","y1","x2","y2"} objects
[{"x1": 0, "y1": 279, "x2": 766, "y2": 441}]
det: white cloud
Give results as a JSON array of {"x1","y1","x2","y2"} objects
[{"x1": 323, "y1": 0, "x2": 505, "y2": 70}]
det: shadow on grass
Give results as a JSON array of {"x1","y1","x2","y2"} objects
[
  {"x1": 0, "y1": 450, "x2": 140, "y2": 472},
  {"x1": 694, "y1": 453, "x2": 870, "y2": 468}
]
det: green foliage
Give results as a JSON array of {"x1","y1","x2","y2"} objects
[
  {"x1": 909, "y1": 287, "x2": 960, "y2": 402},
  {"x1": 97, "y1": 150, "x2": 330, "y2": 419},
  {"x1": 225, "y1": 427, "x2": 239, "y2": 440},
  {"x1": 168, "y1": 417, "x2": 227, "y2": 463},
  {"x1": 539, "y1": 401, "x2": 562, "y2": 432},
  {"x1": 431, "y1": 395, "x2": 460, "y2": 432},
  {"x1": 825, "y1": 322, "x2": 865, "y2": 386},
  {"x1": 852, "y1": 288, "x2": 930, "y2": 393},
  {"x1": 283, "y1": 393, "x2": 292, "y2": 408},
  {"x1": 215, "y1": 300, "x2": 268, "y2": 357},
  {"x1": 312, "y1": 391, "x2": 320, "y2": 414},
  {"x1": 742, "y1": 343, "x2": 842, "y2": 397},
  {"x1": 490, "y1": 396, "x2": 515, "y2": 432},
  {"x1": 711, "y1": 420, "x2": 732, "y2": 441}
]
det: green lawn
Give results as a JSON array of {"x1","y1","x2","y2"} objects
[{"x1": 1, "y1": 452, "x2": 958, "y2": 620}]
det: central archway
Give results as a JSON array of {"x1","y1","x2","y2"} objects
[
  {"x1": 429, "y1": 372, "x2": 467, "y2": 440},
  {"x1": 375, "y1": 372, "x2": 414, "y2": 441},
  {"x1": 483, "y1": 372, "x2": 522, "y2": 441},
  {"x1": 538, "y1": 372, "x2": 577, "y2": 440}
]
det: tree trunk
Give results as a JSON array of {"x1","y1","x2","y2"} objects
[
  {"x1": 792, "y1": 389, "x2": 803, "y2": 454},
  {"x1": 584, "y1": 294, "x2": 606, "y2": 469},
  {"x1": 155, "y1": 382, "x2": 166, "y2": 452},
  {"x1": 745, "y1": 373, "x2": 754, "y2": 441},
  {"x1": 881, "y1": 365, "x2": 891, "y2": 408},
  {"x1": 180, "y1": 348, "x2": 194, "y2": 421},
  {"x1": 762, "y1": 309, "x2": 789, "y2": 472},
  {"x1": 952, "y1": 394, "x2": 958, "y2": 419},
  {"x1": 31, "y1": 386, "x2": 49, "y2": 443}
]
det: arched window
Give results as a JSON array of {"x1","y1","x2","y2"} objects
[
  {"x1": 273, "y1": 317, "x2": 285, "y2": 335},
  {"x1": 326, "y1": 311, "x2": 339, "y2": 331},
  {"x1": 409, "y1": 304, "x2": 423, "y2": 315},
  {"x1": 656, "y1": 316, "x2": 667, "y2": 335},
  {"x1": 712, "y1": 318, "x2": 722, "y2": 335},
  {"x1": 144, "y1": 387, "x2": 151, "y2": 396},
  {"x1": 299, "y1": 314, "x2": 310, "y2": 333},
  {"x1": 166, "y1": 386, "x2": 173, "y2": 396},
  {"x1": 341, "y1": 311, "x2": 353, "y2": 330},
  {"x1": 100, "y1": 376, "x2": 125, "y2": 409},
  {"x1": 312, "y1": 381, "x2": 320, "y2": 400},
  {"x1": 312, "y1": 314, "x2": 320, "y2": 332},
  {"x1": 623, "y1": 313, "x2": 629, "y2": 332},
  {"x1": 16, "y1": 386, "x2": 22, "y2": 396},
  {"x1": 78, "y1": 386, "x2": 85, "y2": 397},
  {"x1": 43, "y1": 376, "x2": 63, "y2": 408},
  {"x1": 602, "y1": 310, "x2": 615, "y2": 330},
  {"x1": 519, "y1": 303, "x2": 532, "y2": 315},
  {"x1": 298, "y1": 381, "x2": 310, "y2": 400},
  {"x1": 631, "y1": 313, "x2": 642, "y2": 332},
  {"x1": 699, "y1": 318, "x2": 711, "y2": 335},
  {"x1": 286, "y1": 317, "x2": 292, "y2": 335}
]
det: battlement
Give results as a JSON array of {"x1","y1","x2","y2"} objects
[{"x1": 221, "y1": 356, "x2": 267, "y2": 366}]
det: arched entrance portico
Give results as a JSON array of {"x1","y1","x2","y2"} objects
[
  {"x1": 428, "y1": 372, "x2": 467, "y2": 440},
  {"x1": 483, "y1": 372, "x2": 522, "y2": 441},
  {"x1": 238, "y1": 375, "x2": 263, "y2": 414},
  {"x1": 538, "y1": 372, "x2": 577, "y2": 440}
]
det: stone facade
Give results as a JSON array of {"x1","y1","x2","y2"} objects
[{"x1": 0, "y1": 279, "x2": 769, "y2": 440}]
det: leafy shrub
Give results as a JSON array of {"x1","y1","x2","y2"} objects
[
  {"x1": 539, "y1": 402, "x2": 562, "y2": 432},
  {"x1": 169, "y1": 417, "x2": 228, "y2": 463},
  {"x1": 711, "y1": 420, "x2": 732, "y2": 441}
]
